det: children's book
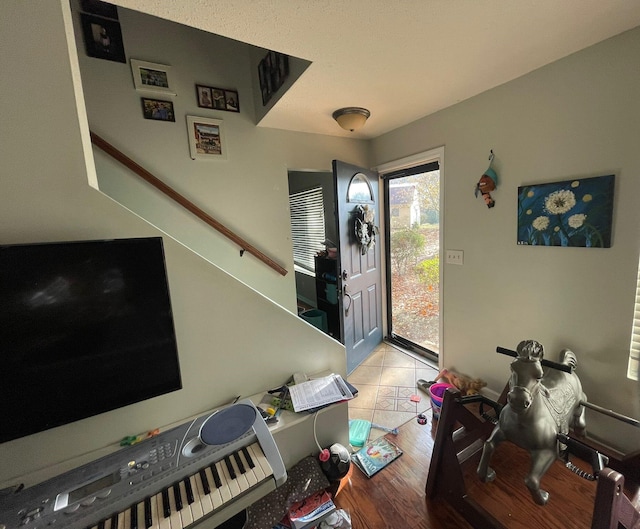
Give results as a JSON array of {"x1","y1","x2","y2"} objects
[
  {"x1": 287, "y1": 490, "x2": 336, "y2": 529},
  {"x1": 351, "y1": 436, "x2": 403, "y2": 478}
]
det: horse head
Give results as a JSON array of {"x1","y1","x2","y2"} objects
[{"x1": 507, "y1": 385, "x2": 534, "y2": 413}]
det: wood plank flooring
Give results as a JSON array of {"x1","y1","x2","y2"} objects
[{"x1": 333, "y1": 410, "x2": 603, "y2": 529}]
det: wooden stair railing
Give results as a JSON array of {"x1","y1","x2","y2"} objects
[{"x1": 90, "y1": 132, "x2": 287, "y2": 276}]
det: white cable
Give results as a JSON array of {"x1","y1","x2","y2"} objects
[{"x1": 313, "y1": 411, "x2": 322, "y2": 452}]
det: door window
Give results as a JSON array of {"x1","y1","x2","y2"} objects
[{"x1": 383, "y1": 161, "x2": 440, "y2": 360}]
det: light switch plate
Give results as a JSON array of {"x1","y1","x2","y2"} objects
[{"x1": 446, "y1": 249, "x2": 464, "y2": 265}]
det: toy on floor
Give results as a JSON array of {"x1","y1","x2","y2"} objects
[
  {"x1": 349, "y1": 419, "x2": 398, "y2": 448},
  {"x1": 418, "y1": 368, "x2": 486, "y2": 396},
  {"x1": 371, "y1": 423, "x2": 399, "y2": 435}
]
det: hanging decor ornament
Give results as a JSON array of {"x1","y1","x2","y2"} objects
[
  {"x1": 354, "y1": 204, "x2": 379, "y2": 255},
  {"x1": 475, "y1": 150, "x2": 498, "y2": 208}
]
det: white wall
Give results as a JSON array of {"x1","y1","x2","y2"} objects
[
  {"x1": 372, "y1": 27, "x2": 640, "y2": 452},
  {"x1": 0, "y1": 0, "x2": 356, "y2": 486},
  {"x1": 73, "y1": 4, "x2": 369, "y2": 312}
]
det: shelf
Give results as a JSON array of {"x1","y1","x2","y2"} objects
[{"x1": 314, "y1": 256, "x2": 341, "y2": 340}]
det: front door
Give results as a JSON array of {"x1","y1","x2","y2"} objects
[{"x1": 333, "y1": 160, "x2": 383, "y2": 374}]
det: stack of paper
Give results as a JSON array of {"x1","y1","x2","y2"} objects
[{"x1": 288, "y1": 374, "x2": 354, "y2": 412}]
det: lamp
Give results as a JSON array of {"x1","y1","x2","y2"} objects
[{"x1": 332, "y1": 107, "x2": 370, "y2": 132}]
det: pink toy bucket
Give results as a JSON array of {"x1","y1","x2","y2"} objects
[{"x1": 429, "y1": 383, "x2": 455, "y2": 420}]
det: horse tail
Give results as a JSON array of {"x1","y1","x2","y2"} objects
[{"x1": 560, "y1": 348, "x2": 577, "y2": 370}]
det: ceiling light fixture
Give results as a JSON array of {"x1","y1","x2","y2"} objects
[{"x1": 332, "y1": 107, "x2": 370, "y2": 132}]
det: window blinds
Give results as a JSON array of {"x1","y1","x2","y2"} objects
[
  {"x1": 289, "y1": 187, "x2": 325, "y2": 272},
  {"x1": 629, "y1": 261, "x2": 640, "y2": 380}
]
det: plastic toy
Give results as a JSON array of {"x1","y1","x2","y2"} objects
[{"x1": 475, "y1": 150, "x2": 498, "y2": 208}]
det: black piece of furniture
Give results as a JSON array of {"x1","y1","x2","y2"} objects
[{"x1": 314, "y1": 255, "x2": 341, "y2": 340}]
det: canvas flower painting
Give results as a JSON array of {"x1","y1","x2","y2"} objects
[{"x1": 517, "y1": 175, "x2": 615, "y2": 247}]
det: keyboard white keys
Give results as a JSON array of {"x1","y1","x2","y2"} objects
[
  {"x1": 188, "y1": 475, "x2": 205, "y2": 521},
  {"x1": 148, "y1": 493, "x2": 159, "y2": 529},
  {"x1": 220, "y1": 458, "x2": 241, "y2": 499},
  {"x1": 193, "y1": 472, "x2": 214, "y2": 515},
  {"x1": 247, "y1": 444, "x2": 268, "y2": 481},
  {"x1": 228, "y1": 455, "x2": 250, "y2": 493},
  {"x1": 203, "y1": 466, "x2": 224, "y2": 510},
  {"x1": 166, "y1": 485, "x2": 182, "y2": 529},
  {"x1": 214, "y1": 460, "x2": 233, "y2": 504},
  {"x1": 87, "y1": 443, "x2": 278, "y2": 529},
  {"x1": 2, "y1": 402, "x2": 286, "y2": 529},
  {"x1": 155, "y1": 494, "x2": 171, "y2": 529},
  {"x1": 237, "y1": 450, "x2": 258, "y2": 488},
  {"x1": 123, "y1": 506, "x2": 131, "y2": 529},
  {"x1": 176, "y1": 481, "x2": 193, "y2": 527}
]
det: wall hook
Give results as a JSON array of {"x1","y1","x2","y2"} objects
[{"x1": 240, "y1": 248, "x2": 245, "y2": 257}]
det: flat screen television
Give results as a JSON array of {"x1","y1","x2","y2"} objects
[{"x1": 0, "y1": 237, "x2": 182, "y2": 444}]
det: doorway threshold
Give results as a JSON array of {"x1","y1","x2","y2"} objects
[{"x1": 384, "y1": 338, "x2": 438, "y2": 370}]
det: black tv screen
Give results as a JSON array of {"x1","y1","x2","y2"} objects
[{"x1": 0, "y1": 237, "x2": 182, "y2": 444}]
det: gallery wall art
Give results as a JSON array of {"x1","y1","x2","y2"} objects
[
  {"x1": 186, "y1": 116, "x2": 226, "y2": 160},
  {"x1": 517, "y1": 174, "x2": 615, "y2": 247}
]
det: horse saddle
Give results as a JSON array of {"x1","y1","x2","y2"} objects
[{"x1": 544, "y1": 384, "x2": 579, "y2": 433}]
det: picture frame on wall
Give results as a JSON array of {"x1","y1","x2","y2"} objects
[
  {"x1": 80, "y1": 0, "x2": 119, "y2": 19},
  {"x1": 195, "y1": 84, "x2": 240, "y2": 113},
  {"x1": 517, "y1": 174, "x2": 615, "y2": 247},
  {"x1": 196, "y1": 85, "x2": 213, "y2": 108},
  {"x1": 258, "y1": 51, "x2": 289, "y2": 106},
  {"x1": 131, "y1": 59, "x2": 176, "y2": 95},
  {"x1": 258, "y1": 59, "x2": 271, "y2": 105},
  {"x1": 80, "y1": 13, "x2": 126, "y2": 63},
  {"x1": 141, "y1": 98, "x2": 175, "y2": 122},
  {"x1": 186, "y1": 116, "x2": 227, "y2": 160}
]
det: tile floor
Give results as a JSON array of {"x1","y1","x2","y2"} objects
[{"x1": 346, "y1": 341, "x2": 441, "y2": 443}]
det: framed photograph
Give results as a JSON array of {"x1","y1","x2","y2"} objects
[
  {"x1": 196, "y1": 85, "x2": 213, "y2": 108},
  {"x1": 131, "y1": 59, "x2": 176, "y2": 95},
  {"x1": 517, "y1": 174, "x2": 615, "y2": 247},
  {"x1": 141, "y1": 98, "x2": 175, "y2": 122},
  {"x1": 259, "y1": 51, "x2": 289, "y2": 106},
  {"x1": 81, "y1": 0, "x2": 119, "y2": 19},
  {"x1": 224, "y1": 90, "x2": 239, "y2": 112},
  {"x1": 259, "y1": 58, "x2": 271, "y2": 105},
  {"x1": 212, "y1": 88, "x2": 226, "y2": 110},
  {"x1": 186, "y1": 116, "x2": 227, "y2": 160},
  {"x1": 195, "y1": 84, "x2": 240, "y2": 113},
  {"x1": 80, "y1": 14, "x2": 125, "y2": 63},
  {"x1": 277, "y1": 53, "x2": 289, "y2": 80}
]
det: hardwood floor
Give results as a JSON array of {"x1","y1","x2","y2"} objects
[
  {"x1": 333, "y1": 410, "x2": 605, "y2": 529},
  {"x1": 334, "y1": 412, "x2": 471, "y2": 529}
]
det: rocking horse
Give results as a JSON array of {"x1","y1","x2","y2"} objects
[
  {"x1": 426, "y1": 341, "x2": 640, "y2": 528},
  {"x1": 477, "y1": 339, "x2": 588, "y2": 505}
]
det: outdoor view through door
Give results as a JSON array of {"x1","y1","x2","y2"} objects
[{"x1": 384, "y1": 161, "x2": 440, "y2": 360}]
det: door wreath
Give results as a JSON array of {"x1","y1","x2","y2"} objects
[{"x1": 354, "y1": 204, "x2": 379, "y2": 255}]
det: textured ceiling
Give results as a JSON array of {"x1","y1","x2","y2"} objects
[{"x1": 113, "y1": 1, "x2": 640, "y2": 139}]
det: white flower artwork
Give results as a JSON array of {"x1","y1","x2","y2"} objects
[{"x1": 517, "y1": 175, "x2": 614, "y2": 247}]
